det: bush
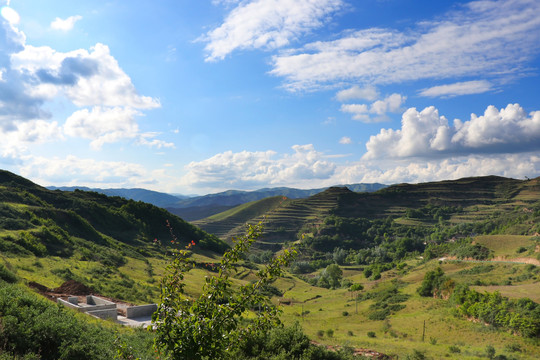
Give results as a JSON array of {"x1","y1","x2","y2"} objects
[
  {"x1": 0, "y1": 263, "x2": 17, "y2": 283},
  {"x1": 367, "y1": 331, "x2": 376, "y2": 338},
  {"x1": 448, "y1": 345, "x2": 461, "y2": 353},
  {"x1": 342, "y1": 311, "x2": 349, "y2": 316},
  {"x1": 0, "y1": 282, "x2": 153, "y2": 359}
]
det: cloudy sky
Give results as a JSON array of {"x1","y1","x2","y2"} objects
[{"x1": 1, "y1": 0, "x2": 539, "y2": 195}]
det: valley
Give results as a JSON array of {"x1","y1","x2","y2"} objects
[{"x1": 0, "y1": 170, "x2": 539, "y2": 359}]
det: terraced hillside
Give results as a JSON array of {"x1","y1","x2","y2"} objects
[
  {"x1": 195, "y1": 176, "x2": 540, "y2": 249},
  {"x1": 194, "y1": 187, "x2": 353, "y2": 249}
]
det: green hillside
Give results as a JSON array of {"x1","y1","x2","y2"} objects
[
  {"x1": 1, "y1": 172, "x2": 539, "y2": 359},
  {"x1": 0, "y1": 170, "x2": 228, "y2": 303},
  {"x1": 195, "y1": 176, "x2": 540, "y2": 250}
]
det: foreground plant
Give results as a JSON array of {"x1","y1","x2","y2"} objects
[{"x1": 152, "y1": 221, "x2": 296, "y2": 359}]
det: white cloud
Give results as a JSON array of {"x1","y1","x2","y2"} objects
[
  {"x1": 201, "y1": 0, "x2": 344, "y2": 61},
  {"x1": 1, "y1": 6, "x2": 20, "y2": 24},
  {"x1": 50, "y1": 15, "x2": 82, "y2": 31},
  {"x1": 336, "y1": 85, "x2": 378, "y2": 102},
  {"x1": 18, "y1": 155, "x2": 155, "y2": 188},
  {"x1": 348, "y1": 154, "x2": 540, "y2": 185},
  {"x1": 340, "y1": 93, "x2": 406, "y2": 122},
  {"x1": 64, "y1": 106, "x2": 140, "y2": 149},
  {"x1": 12, "y1": 43, "x2": 160, "y2": 109},
  {"x1": 339, "y1": 136, "x2": 352, "y2": 144},
  {"x1": 340, "y1": 103, "x2": 368, "y2": 121},
  {"x1": 64, "y1": 107, "x2": 174, "y2": 150},
  {"x1": 181, "y1": 144, "x2": 337, "y2": 191},
  {"x1": 419, "y1": 80, "x2": 494, "y2": 98},
  {"x1": 0, "y1": 120, "x2": 63, "y2": 158},
  {"x1": 180, "y1": 142, "x2": 540, "y2": 193},
  {"x1": 1, "y1": 19, "x2": 166, "y2": 150},
  {"x1": 137, "y1": 132, "x2": 175, "y2": 149},
  {"x1": 271, "y1": 0, "x2": 540, "y2": 91},
  {"x1": 363, "y1": 103, "x2": 540, "y2": 160},
  {"x1": 370, "y1": 93, "x2": 406, "y2": 115}
]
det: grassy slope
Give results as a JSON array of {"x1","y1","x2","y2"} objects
[
  {"x1": 2, "y1": 173, "x2": 540, "y2": 358},
  {"x1": 0, "y1": 169, "x2": 228, "y2": 303},
  {"x1": 195, "y1": 176, "x2": 540, "y2": 248},
  {"x1": 274, "y1": 234, "x2": 540, "y2": 359}
]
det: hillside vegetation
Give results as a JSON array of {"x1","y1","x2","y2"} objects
[
  {"x1": 0, "y1": 170, "x2": 227, "y2": 303},
  {"x1": 1, "y1": 172, "x2": 539, "y2": 359}
]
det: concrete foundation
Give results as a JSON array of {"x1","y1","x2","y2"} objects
[
  {"x1": 126, "y1": 304, "x2": 157, "y2": 319},
  {"x1": 68, "y1": 296, "x2": 78, "y2": 305},
  {"x1": 87, "y1": 309, "x2": 118, "y2": 320}
]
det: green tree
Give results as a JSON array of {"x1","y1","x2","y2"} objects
[
  {"x1": 152, "y1": 222, "x2": 296, "y2": 359},
  {"x1": 318, "y1": 264, "x2": 343, "y2": 289}
]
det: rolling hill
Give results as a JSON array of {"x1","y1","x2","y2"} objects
[
  {"x1": 194, "y1": 176, "x2": 540, "y2": 250},
  {"x1": 167, "y1": 183, "x2": 386, "y2": 221},
  {"x1": 1, "y1": 171, "x2": 540, "y2": 359}
]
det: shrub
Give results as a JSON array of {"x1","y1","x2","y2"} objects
[
  {"x1": 503, "y1": 343, "x2": 521, "y2": 353},
  {"x1": 153, "y1": 222, "x2": 296, "y2": 359},
  {"x1": 516, "y1": 246, "x2": 527, "y2": 253},
  {"x1": 342, "y1": 311, "x2": 349, "y2": 316},
  {"x1": 326, "y1": 329, "x2": 334, "y2": 338},
  {"x1": 0, "y1": 263, "x2": 17, "y2": 283},
  {"x1": 367, "y1": 331, "x2": 376, "y2": 338},
  {"x1": 448, "y1": 345, "x2": 461, "y2": 353},
  {"x1": 486, "y1": 345, "x2": 496, "y2": 359}
]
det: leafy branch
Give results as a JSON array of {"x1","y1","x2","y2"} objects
[{"x1": 152, "y1": 221, "x2": 296, "y2": 360}]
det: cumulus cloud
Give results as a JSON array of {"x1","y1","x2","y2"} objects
[
  {"x1": 1, "y1": 15, "x2": 167, "y2": 152},
  {"x1": 336, "y1": 85, "x2": 378, "y2": 102},
  {"x1": 340, "y1": 93, "x2": 406, "y2": 122},
  {"x1": 18, "y1": 155, "x2": 159, "y2": 188},
  {"x1": 64, "y1": 106, "x2": 140, "y2": 149},
  {"x1": 64, "y1": 107, "x2": 174, "y2": 150},
  {"x1": 339, "y1": 136, "x2": 352, "y2": 144},
  {"x1": 181, "y1": 144, "x2": 337, "y2": 190},
  {"x1": 419, "y1": 80, "x2": 494, "y2": 98},
  {"x1": 50, "y1": 15, "x2": 82, "y2": 31},
  {"x1": 201, "y1": 0, "x2": 344, "y2": 61},
  {"x1": 363, "y1": 103, "x2": 540, "y2": 160},
  {"x1": 179, "y1": 142, "x2": 540, "y2": 193},
  {"x1": 332, "y1": 154, "x2": 540, "y2": 185},
  {"x1": 12, "y1": 43, "x2": 160, "y2": 109},
  {"x1": 1, "y1": 6, "x2": 20, "y2": 24},
  {"x1": 271, "y1": 0, "x2": 540, "y2": 91},
  {"x1": 0, "y1": 19, "x2": 49, "y2": 128},
  {"x1": 0, "y1": 120, "x2": 63, "y2": 158}
]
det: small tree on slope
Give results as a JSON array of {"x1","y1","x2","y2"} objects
[{"x1": 152, "y1": 222, "x2": 296, "y2": 360}]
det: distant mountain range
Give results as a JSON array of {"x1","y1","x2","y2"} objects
[
  {"x1": 49, "y1": 183, "x2": 387, "y2": 221},
  {"x1": 47, "y1": 186, "x2": 188, "y2": 208}
]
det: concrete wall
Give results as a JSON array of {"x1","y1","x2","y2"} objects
[
  {"x1": 57, "y1": 298, "x2": 82, "y2": 311},
  {"x1": 87, "y1": 309, "x2": 118, "y2": 320},
  {"x1": 86, "y1": 295, "x2": 115, "y2": 306},
  {"x1": 58, "y1": 297, "x2": 116, "y2": 313},
  {"x1": 68, "y1": 296, "x2": 78, "y2": 305},
  {"x1": 126, "y1": 304, "x2": 157, "y2": 319}
]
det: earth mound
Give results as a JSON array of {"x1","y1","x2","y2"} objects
[{"x1": 53, "y1": 280, "x2": 94, "y2": 295}]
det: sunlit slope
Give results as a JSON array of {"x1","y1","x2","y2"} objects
[
  {"x1": 195, "y1": 176, "x2": 540, "y2": 247},
  {"x1": 194, "y1": 187, "x2": 352, "y2": 247}
]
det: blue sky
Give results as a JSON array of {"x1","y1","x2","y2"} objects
[{"x1": 1, "y1": 0, "x2": 539, "y2": 195}]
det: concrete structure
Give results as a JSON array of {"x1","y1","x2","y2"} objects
[
  {"x1": 57, "y1": 295, "x2": 157, "y2": 325},
  {"x1": 126, "y1": 304, "x2": 158, "y2": 319},
  {"x1": 57, "y1": 295, "x2": 118, "y2": 320}
]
